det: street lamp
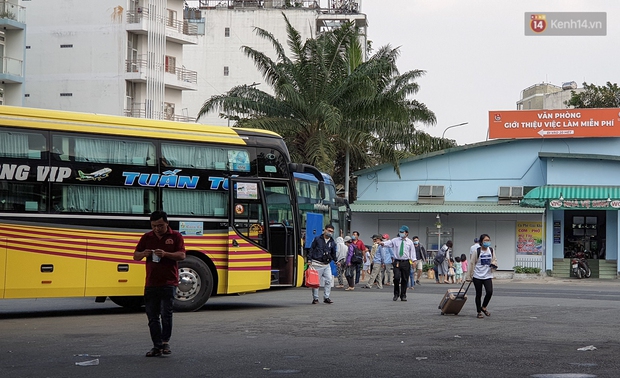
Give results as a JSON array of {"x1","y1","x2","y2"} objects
[
  {"x1": 441, "y1": 122, "x2": 469, "y2": 139},
  {"x1": 436, "y1": 214, "x2": 441, "y2": 253}
]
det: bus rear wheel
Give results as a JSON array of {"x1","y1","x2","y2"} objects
[{"x1": 174, "y1": 255, "x2": 213, "y2": 312}]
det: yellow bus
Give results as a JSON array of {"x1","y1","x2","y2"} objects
[{"x1": 0, "y1": 106, "x2": 324, "y2": 311}]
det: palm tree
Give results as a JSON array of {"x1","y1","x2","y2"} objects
[{"x1": 197, "y1": 14, "x2": 442, "y2": 199}]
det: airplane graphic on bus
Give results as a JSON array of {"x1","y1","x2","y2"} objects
[{"x1": 77, "y1": 168, "x2": 112, "y2": 181}]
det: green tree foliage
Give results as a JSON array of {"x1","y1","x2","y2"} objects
[
  {"x1": 197, "y1": 14, "x2": 454, "y2": 198},
  {"x1": 566, "y1": 81, "x2": 620, "y2": 108}
]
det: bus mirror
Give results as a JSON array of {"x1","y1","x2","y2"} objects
[{"x1": 319, "y1": 182, "x2": 326, "y2": 200}]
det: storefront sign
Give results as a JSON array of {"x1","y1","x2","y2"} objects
[
  {"x1": 548, "y1": 198, "x2": 620, "y2": 210},
  {"x1": 488, "y1": 108, "x2": 620, "y2": 139},
  {"x1": 517, "y1": 222, "x2": 543, "y2": 255}
]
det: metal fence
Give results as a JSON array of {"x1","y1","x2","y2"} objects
[{"x1": 514, "y1": 256, "x2": 544, "y2": 271}]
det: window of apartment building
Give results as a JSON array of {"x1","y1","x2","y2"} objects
[
  {"x1": 127, "y1": 34, "x2": 139, "y2": 73},
  {"x1": 224, "y1": 66, "x2": 229, "y2": 76},
  {"x1": 167, "y1": 9, "x2": 176, "y2": 27},
  {"x1": 225, "y1": 27, "x2": 230, "y2": 37},
  {"x1": 165, "y1": 56, "x2": 176, "y2": 74}
]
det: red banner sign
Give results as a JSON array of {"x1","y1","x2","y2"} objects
[{"x1": 489, "y1": 108, "x2": 620, "y2": 139}]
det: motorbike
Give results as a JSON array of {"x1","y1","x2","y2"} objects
[{"x1": 571, "y1": 252, "x2": 591, "y2": 279}]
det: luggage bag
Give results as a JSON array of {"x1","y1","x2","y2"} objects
[{"x1": 438, "y1": 281, "x2": 472, "y2": 315}]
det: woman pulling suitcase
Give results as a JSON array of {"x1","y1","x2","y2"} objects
[{"x1": 467, "y1": 233, "x2": 497, "y2": 319}]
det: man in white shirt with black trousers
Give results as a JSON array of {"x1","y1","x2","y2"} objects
[{"x1": 380, "y1": 225, "x2": 416, "y2": 301}]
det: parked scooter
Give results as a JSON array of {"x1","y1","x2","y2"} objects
[{"x1": 571, "y1": 252, "x2": 591, "y2": 279}]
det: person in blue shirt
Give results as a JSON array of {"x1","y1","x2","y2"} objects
[{"x1": 381, "y1": 234, "x2": 394, "y2": 286}]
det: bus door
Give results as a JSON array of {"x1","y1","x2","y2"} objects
[
  {"x1": 262, "y1": 180, "x2": 297, "y2": 286},
  {"x1": 228, "y1": 177, "x2": 271, "y2": 293}
]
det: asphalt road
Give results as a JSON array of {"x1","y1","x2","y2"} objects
[{"x1": 0, "y1": 278, "x2": 619, "y2": 378}]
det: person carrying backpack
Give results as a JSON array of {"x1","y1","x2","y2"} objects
[
  {"x1": 435, "y1": 240, "x2": 452, "y2": 284},
  {"x1": 466, "y1": 233, "x2": 497, "y2": 319}
]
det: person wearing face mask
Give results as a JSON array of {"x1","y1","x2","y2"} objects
[
  {"x1": 466, "y1": 233, "x2": 497, "y2": 319},
  {"x1": 412, "y1": 236, "x2": 427, "y2": 286},
  {"x1": 380, "y1": 225, "x2": 416, "y2": 301},
  {"x1": 351, "y1": 231, "x2": 367, "y2": 285},
  {"x1": 308, "y1": 224, "x2": 338, "y2": 304}
]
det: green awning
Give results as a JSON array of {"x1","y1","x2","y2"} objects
[
  {"x1": 521, "y1": 186, "x2": 620, "y2": 209},
  {"x1": 349, "y1": 201, "x2": 544, "y2": 214}
]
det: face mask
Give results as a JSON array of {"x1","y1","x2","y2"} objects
[
  {"x1": 325, "y1": 232, "x2": 332, "y2": 238},
  {"x1": 399, "y1": 232, "x2": 405, "y2": 238},
  {"x1": 413, "y1": 241, "x2": 419, "y2": 245},
  {"x1": 352, "y1": 236, "x2": 357, "y2": 240},
  {"x1": 483, "y1": 241, "x2": 491, "y2": 247}
]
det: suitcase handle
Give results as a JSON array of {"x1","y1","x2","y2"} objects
[{"x1": 456, "y1": 281, "x2": 472, "y2": 296}]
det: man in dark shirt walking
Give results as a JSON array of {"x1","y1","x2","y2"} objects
[
  {"x1": 134, "y1": 211, "x2": 186, "y2": 357},
  {"x1": 308, "y1": 224, "x2": 338, "y2": 304}
]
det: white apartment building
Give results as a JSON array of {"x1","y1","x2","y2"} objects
[
  {"x1": 21, "y1": 0, "x2": 365, "y2": 123},
  {"x1": 0, "y1": 0, "x2": 26, "y2": 106},
  {"x1": 516, "y1": 81, "x2": 585, "y2": 111},
  {"x1": 184, "y1": 0, "x2": 367, "y2": 125},
  {"x1": 24, "y1": 0, "x2": 198, "y2": 121}
]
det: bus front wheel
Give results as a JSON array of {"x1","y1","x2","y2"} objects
[{"x1": 174, "y1": 255, "x2": 213, "y2": 312}]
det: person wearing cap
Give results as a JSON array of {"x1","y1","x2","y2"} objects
[
  {"x1": 363, "y1": 234, "x2": 388, "y2": 289},
  {"x1": 470, "y1": 237, "x2": 480, "y2": 261},
  {"x1": 343, "y1": 236, "x2": 357, "y2": 290},
  {"x1": 307, "y1": 224, "x2": 338, "y2": 304},
  {"x1": 380, "y1": 225, "x2": 416, "y2": 301}
]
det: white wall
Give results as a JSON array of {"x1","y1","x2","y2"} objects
[
  {"x1": 351, "y1": 212, "x2": 543, "y2": 270},
  {"x1": 183, "y1": 8, "x2": 318, "y2": 125}
]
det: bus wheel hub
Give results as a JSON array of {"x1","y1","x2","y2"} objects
[{"x1": 176, "y1": 268, "x2": 200, "y2": 300}]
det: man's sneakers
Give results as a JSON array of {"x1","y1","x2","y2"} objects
[
  {"x1": 393, "y1": 295, "x2": 398, "y2": 301},
  {"x1": 313, "y1": 298, "x2": 333, "y2": 304},
  {"x1": 416, "y1": 280, "x2": 421, "y2": 285},
  {"x1": 401, "y1": 296, "x2": 407, "y2": 301}
]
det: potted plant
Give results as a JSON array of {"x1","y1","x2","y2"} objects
[
  {"x1": 423, "y1": 263, "x2": 435, "y2": 280},
  {"x1": 513, "y1": 266, "x2": 542, "y2": 280}
]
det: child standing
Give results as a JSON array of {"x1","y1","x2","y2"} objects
[
  {"x1": 460, "y1": 254, "x2": 468, "y2": 279},
  {"x1": 454, "y1": 256, "x2": 463, "y2": 283},
  {"x1": 362, "y1": 249, "x2": 371, "y2": 281},
  {"x1": 447, "y1": 258, "x2": 456, "y2": 284}
]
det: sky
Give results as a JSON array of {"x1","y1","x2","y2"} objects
[{"x1": 359, "y1": 0, "x2": 619, "y2": 145}]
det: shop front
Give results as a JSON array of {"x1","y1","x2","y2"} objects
[{"x1": 523, "y1": 186, "x2": 620, "y2": 278}]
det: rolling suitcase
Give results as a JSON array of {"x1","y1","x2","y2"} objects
[{"x1": 438, "y1": 281, "x2": 472, "y2": 315}]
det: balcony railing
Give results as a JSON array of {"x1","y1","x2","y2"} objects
[
  {"x1": 124, "y1": 107, "x2": 197, "y2": 123},
  {"x1": 126, "y1": 59, "x2": 197, "y2": 85},
  {"x1": 0, "y1": 1, "x2": 26, "y2": 24},
  {"x1": 0, "y1": 56, "x2": 23, "y2": 77},
  {"x1": 127, "y1": 7, "x2": 199, "y2": 35}
]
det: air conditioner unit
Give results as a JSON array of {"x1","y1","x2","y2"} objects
[
  {"x1": 498, "y1": 186, "x2": 523, "y2": 204},
  {"x1": 418, "y1": 185, "x2": 445, "y2": 204}
]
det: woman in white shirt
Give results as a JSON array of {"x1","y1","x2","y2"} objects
[{"x1": 466, "y1": 233, "x2": 497, "y2": 319}]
